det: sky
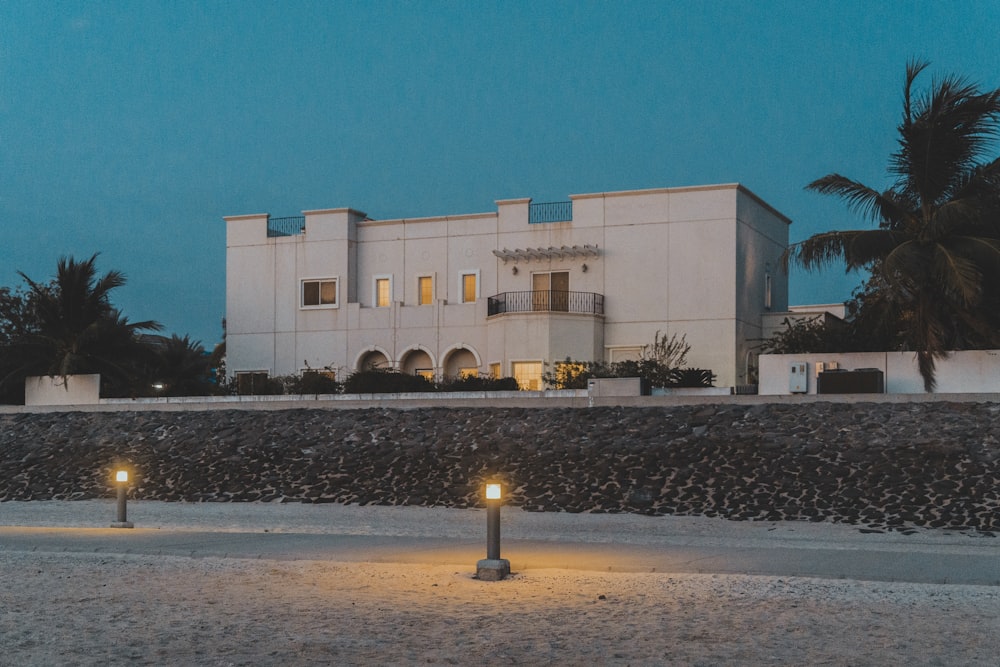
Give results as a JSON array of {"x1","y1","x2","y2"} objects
[{"x1": 2, "y1": 1, "x2": 999, "y2": 347}]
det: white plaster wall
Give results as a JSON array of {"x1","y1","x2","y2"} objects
[
  {"x1": 25, "y1": 374, "x2": 101, "y2": 406},
  {"x1": 225, "y1": 184, "x2": 789, "y2": 387},
  {"x1": 759, "y1": 350, "x2": 1000, "y2": 394}
]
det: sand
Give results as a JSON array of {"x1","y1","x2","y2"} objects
[{"x1": 2, "y1": 502, "x2": 1000, "y2": 666}]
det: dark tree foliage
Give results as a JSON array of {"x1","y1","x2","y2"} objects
[{"x1": 784, "y1": 60, "x2": 1000, "y2": 390}]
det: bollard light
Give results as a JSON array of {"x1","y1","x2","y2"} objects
[
  {"x1": 476, "y1": 481, "x2": 510, "y2": 581},
  {"x1": 111, "y1": 468, "x2": 134, "y2": 529}
]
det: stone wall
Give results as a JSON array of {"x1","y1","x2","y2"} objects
[{"x1": 2, "y1": 402, "x2": 999, "y2": 533}]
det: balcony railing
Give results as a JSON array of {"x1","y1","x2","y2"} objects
[
  {"x1": 529, "y1": 201, "x2": 572, "y2": 223},
  {"x1": 487, "y1": 290, "x2": 604, "y2": 316},
  {"x1": 267, "y1": 216, "x2": 306, "y2": 237}
]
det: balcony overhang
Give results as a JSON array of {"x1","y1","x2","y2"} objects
[{"x1": 492, "y1": 244, "x2": 600, "y2": 264}]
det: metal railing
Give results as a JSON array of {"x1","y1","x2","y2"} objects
[
  {"x1": 267, "y1": 216, "x2": 306, "y2": 237},
  {"x1": 529, "y1": 201, "x2": 572, "y2": 223},
  {"x1": 487, "y1": 290, "x2": 604, "y2": 316}
]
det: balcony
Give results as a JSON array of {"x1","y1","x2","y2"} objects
[
  {"x1": 529, "y1": 201, "x2": 572, "y2": 223},
  {"x1": 267, "y1": 216, "x2": 305, "y2": 237},
  {"x1": 487, "y1": 290, "x2": 604, "y2": 316}
]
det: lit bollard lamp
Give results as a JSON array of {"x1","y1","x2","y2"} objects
[
  {"x1": 110, "y1": 469, "x2": 134, "y2": 529},
  {"x1": 476, "y1": 482, "x2": 510, "y2": 581}
]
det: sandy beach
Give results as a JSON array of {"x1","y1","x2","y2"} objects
[{"x1": 2, "y1": 501, "x2": 1000, "y2": 666}]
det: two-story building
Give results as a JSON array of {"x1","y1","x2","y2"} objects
[{"x1": 224, "y1": 183, "x2": 790, "y2": 390}]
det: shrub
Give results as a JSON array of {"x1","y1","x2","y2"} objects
[
  {"x1": 437, "y1": 375, "x2": 519, "y2": 392},
  {"x1": 343, "y1": 369, "x2": 434, "y2": 394}
]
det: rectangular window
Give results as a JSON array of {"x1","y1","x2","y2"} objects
[
  {"x1": 458, "y1": 367, "x2": 478, "y2": 378},
  {"x1": 374, "y1": 275, "x2": 392, "y2": 307},
  {"x1": 236, "y1": 371, "x2": 270, "y2": 395},
  {"x1": 512, "y1": 361, "x2": 543, "y2": 391},
  {"x1": 418, "y1": 275, "x2": 434, "y2": 305},
  {"x1": 416, "y1": 369, "x2": 434, "y2": 381},
  {"x1": 461, "y1": 272, "x2": 478, "y2": 304},
  {"x1": 301, "y1": 278, "x2": 338, "y2": 308},
  {"x1": 489, "y1": 362, "x2": 501, "y2": 379}
]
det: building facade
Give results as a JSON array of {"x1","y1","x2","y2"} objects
[{"x1": 224, "y1": 183, "x2": 790, "y2": 389}]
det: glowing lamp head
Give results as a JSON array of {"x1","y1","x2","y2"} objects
[
  {"x1": 485, "y1": 483, "x2": 502, "y2": 500},
  {"x1": 116, "y1": 470, "x2": 129, "y2": 483}
]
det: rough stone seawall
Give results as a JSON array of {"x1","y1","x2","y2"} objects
[{"x1": 2, "y1": 403, "x2": 999, "y2": 533}]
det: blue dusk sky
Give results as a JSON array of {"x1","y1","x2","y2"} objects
[{"x1": 2, "y1": 1, "x2": 999, "y2": 347}]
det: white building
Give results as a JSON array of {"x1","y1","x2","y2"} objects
[{"x1": 224, "y1": 183, "x2": 790, "y2": 390}]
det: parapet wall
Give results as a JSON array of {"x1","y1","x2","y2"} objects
[{"x1": 2, "y1": 401, "x2": 999, "y2": 533}]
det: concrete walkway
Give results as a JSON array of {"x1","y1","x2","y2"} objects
[{"x1": 2, "y1": 501, "x2": 998, "y2": 586}]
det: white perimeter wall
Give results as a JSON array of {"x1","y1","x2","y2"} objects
[
  {"x1": 25, "y1": 374, "x2": 101, "y2": 406},
  {"x1": 759, "y1": 351, "x2": 1000, "y2": 395}
]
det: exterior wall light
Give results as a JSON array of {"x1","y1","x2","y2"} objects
[
  {"x1": 111, "y1": 469, "x2": 134, "y2": 529},
  {"x1": 476, "y1": 481, "x2": 510, "y2": 581}
]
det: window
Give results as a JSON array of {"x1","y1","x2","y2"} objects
[
  {"x1": 460, "y1": 270, "x2": 479, "y2": 304},
  {"x1": 373, "y1": 275, "x2": 392, "y2": 307},
  {"x1": 458, "y1": 367, "x2": 478, "y2": 378},
  {"x1": 512, "y1": 361, "x2": 543, "y2": 391},
  {"x1": 765, "y1": 272, "x2": 773, "y2": 310},
  {"x1": 555, "y1": 361, "x2": 587, "y2": 387},
  {"x1": 415, "y1": 369, "x2": 434, "y2": 381},
  {"x1": 236, "y1": 371, "x2": 270, "y2": 395},
  {"x1": 489, "y1": 362, "x2": 501, "y2": 379},
  {"x1": 301, "y1": 278, "x2": 338, "y2": 308},
  {"x1": 418, "y1": 275, "x2": 434, "y2": 305}
]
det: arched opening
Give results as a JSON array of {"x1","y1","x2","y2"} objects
[
  {"x1": 399, "y1": 348, "x2": 435, "y2": 380},
  {"x1": 357, "y1": 350, "x2": 390, "y2": 371},
  {"x1": 443, "y1": 347, "x2": 480, "y2": 379}
]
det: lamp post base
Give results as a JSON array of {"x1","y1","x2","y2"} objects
[
  {"x1": 110, "y1": 521, "x2": 134, "y2": 529},
  {"x1": 476, "y1": 558, "x2": 510, "y2": 581}
]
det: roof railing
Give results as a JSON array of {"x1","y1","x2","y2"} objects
[
  {"x1": 267, "y1": 216, "x2": 305, "y2": 237},
  {"x1": 529, "y1": 201, "x2": 572, "y2": 223}
]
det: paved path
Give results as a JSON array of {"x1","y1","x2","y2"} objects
[{"x1": 2, "y1": 501, "x2": 999, "y2": 586}]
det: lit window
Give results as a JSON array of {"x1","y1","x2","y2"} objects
[
  {"x1": 556, "y1": 362, "x2": 586, "y2": 386},
  {"x1": 489, "y1": 362, "x2": 501, "y2": 379},
  {"x1": 301, "y1": 278, "x2": 337, "y2": 308},
  {"x1": 459, "y1": 367, "x2": 478, "y2": 378},
  {"x1": 418, "y1": 276, "x2": 433, "y2": 305},
  {"x1": 461, "y1": 272, "x2": 478, "y2": 303},
  {"x1": 512, "y1": 361, "x2": 542, "y2": 390},
  {"x1": 374, "y1": 276, "x2": 392, "y2": 307},
  {"x1": 416, "y1": 369, "x2": 434, "y2": 380}
]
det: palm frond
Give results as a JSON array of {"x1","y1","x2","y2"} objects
[
  {"x1": 806, "y1": 174, "x2": 911, "y2": 225},
  {"x1": 932, "y1": 244, "x2": 983, "y2": 306}
]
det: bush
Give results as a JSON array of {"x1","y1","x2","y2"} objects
[
  {"x1": 289, "y1": 371, "x2": 341, "y2": 394},
  {"x1": 436, "y1": 375, "x2": 519, "y2": 392},
  {"x1": 342, "y1": 369, "x2": 434, "y2": 394}
]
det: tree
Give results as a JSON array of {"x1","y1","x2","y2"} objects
[
  {"x1": 144, "y1": 334, "x2": 216, "y2": 397},
  {"x1": 784, "y1": 60, "x2": 1000, "y2": 390},
  {"x1": 0, "y1": 286, "x2": 38, "y2": 345},
  {"x1": 0, "y1": 254, "x2": 161, "y2": 399}
]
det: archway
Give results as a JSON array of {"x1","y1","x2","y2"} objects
[{"x1": 442, "y1": 346, "x2": 481, "y2": 378}]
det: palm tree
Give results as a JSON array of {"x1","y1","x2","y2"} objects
[
  {"x1": 148, "y1": 334, "x2": 215, "y2": 396},
  {"x1": 784, "y1": 60, "x2": 1000, "y2": 390},
  {"x1": 0, "y1": 254, "x2": 161, "y2": 398}
]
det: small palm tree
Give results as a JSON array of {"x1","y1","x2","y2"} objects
[
  {"x1": 148, "y1": 334, "x2": 215, "y2": 396},
  {"x1": 785, "y1": 60, "x2": 1000, "y2": 390},
  {"x1": 0, "y1": 254, "x2": 160, "y2": 397}
]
